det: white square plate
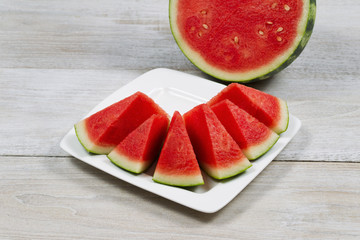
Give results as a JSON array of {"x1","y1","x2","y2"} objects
[{"x1": 60, "y1": 68, "x2": 301, "y2": 213}]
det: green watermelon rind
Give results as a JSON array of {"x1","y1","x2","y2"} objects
[
  {"x1": 273, "y1": 99, "x2": 289, "y2": 134},
  {"x1": 203, "y1": 158, "x2": 252, "y2": 180},
  {"x1": 152, "y1": 173, "x2": 204, "y2": 187},
  {"x1": 208, "y1": 84, "x2": 290, "y2": 134},
  {"x1": 107, "y1": 150, "x2": 154, "y2": 174},
  {"x1": 152, "y1": 111, "x2": 205, "y2": 187},
  {"x1": 74, "y1": 120, "x2": 115, "y2": 155},
  {"x1": 243, "y1": 131, "x2": 280, "y2": 160},
  {"x1": 210, "y1": 98, "x2": 282, "y2": 160},
  {"x1": 254, "y1": 0, "x2": 316, "y2": 82},
  {"x1": 169, "y1": 0, "x2": 316, "y2": 82}
]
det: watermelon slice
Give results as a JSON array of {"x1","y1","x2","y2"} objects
[
  {"x1": 107, "y1": 114, "x2": 169, "y2": 174},
  {"x1": 169, "y1": 0, "x2": 316, "y2": 82},
  {"x1": 74, "y1": 92, "x2": 168, "y2": 154},
  {"x1": 183, "y1": 104, "x2": 252, "y2": 180},
  {"x1": 207, "y1": 83, "x2": 288, "y2": 134},
  {"x1": 211, "y1": 100, "x2": 279, "y2": 160},
  {"x1": 153, "y1": 111, "x2": 204, "y2": 187}
]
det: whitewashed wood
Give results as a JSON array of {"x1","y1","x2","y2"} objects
[
  {"x1": 0, "y1": 0, "x2": 360, "y2": 238},
  {"x1": 0, "y1": 68, "x2": 139, "y2": 156},
  {"x1": 0, "y1": 0, "x2": 194, "y2": 70},
  {"x1": 0, "y1": 157, "x2": 359, "y2": 239},
  {"x1": 0, "y1": 0, "x2": 358, "y2": 72}
]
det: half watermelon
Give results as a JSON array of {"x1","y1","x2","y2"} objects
[
  {"x1": 211, "y1": 100, "x2": 279, "y2": 160},
  {"x1": 107, "y1": 114, "x2": 169, "y2": 174},
  {"x1": 169, "y1": 0, "x2": 316, "y2": 82},
  {"x1": 183, "y1": 104, "x2": 252, "y2": 180},
  {"x1": 207, "y1": 83, "x2": 288, "y2": 134},
  {"x1": 74, "y1": 92, "x2": 168, "y2": 154},
  {"x1": 153, "y1": 111, "x2": 204, "y2": 187}
]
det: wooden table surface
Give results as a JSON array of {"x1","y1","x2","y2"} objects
[{"x1": 1, "y1": 0, "x2": 359, "y2": 239}]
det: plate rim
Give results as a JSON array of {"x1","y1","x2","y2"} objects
[{"x1": 60, "y1": 68, "x2": 301, "y2": 213}]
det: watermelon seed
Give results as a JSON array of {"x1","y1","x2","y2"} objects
[
  {"x1": 200, "y1": 10, "x2": 207, "y2": 15},
  {"x1": 258, "y1": 30, "x2": 264, "y2": 36},
  {"x1": 284, "y1": 4, "x2": 290, "y2": 11},
  {"x1": 271, "y1": 3, "x2": 278, "y2": 9},
  {"x1": 277, "y1": 27, "x2": 284, "y2": 32},
  {"x1": 198, "y1": 32, "x2": 203, "y2": 37},
  {"x1": 267, "y1": 21, "x2": 273, "y2": 25},
  {"x1": 234, "y1": 36, "x2": 239, "y2": 43},
  {"x1": 202, "y1": 24, "x2": 209, "y2": 29},
  {"x1": 277, "y1": 36, "x2": 283, "y2": 42}
]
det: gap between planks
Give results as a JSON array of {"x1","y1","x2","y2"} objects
[{"x1": 1, "y1": 155, "x2": 360, "y2": 164}]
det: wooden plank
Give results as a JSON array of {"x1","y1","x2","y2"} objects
[
  {"x1": 0, "y1": 0, "x2": 193, "y2": 70},
  {"x1": 0, "y1": 68, "x2": 140, "y2": 156},
  {"x1": 1, "y1": 68, "x2": 359, "y2": 161},
  {"x1": 0, "y1": 0, "x2": 358, "y2": 72},
  {"x1": 0, "y1": 156, "x2": 359, "y2": 239},
  {"x1": 0, "y1": 0, "x2": 359, "y2": 238}
]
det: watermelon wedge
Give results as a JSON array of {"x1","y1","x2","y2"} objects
[
  {"x1": 74, "y1": 92, "x2": 168, "y2": 154},
  {"x1": 153, "y1": 111, "x2": 204, "y2": 187},
  {"x1": 169, "y1": 0, "x2": 316, "y2": 82},
  {"x1": 107, "y1": 114, "x2": 169, "y2": 174},
  {"x1": 183, "y1": 104, "x2": 252, "y2": 180},
  {"x1": 207, "y1": 83, "x2": 288, "y2": 134},
  {"x1": 211, "y1": 100, "x2": 279, "y2": 160}
]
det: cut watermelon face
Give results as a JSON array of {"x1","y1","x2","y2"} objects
[
  {"x1": 211, "y1": 100, "x2": 279, "y2": 160},
  {"x1": 153, "y1": 111, "x2": 204, "y2": 187},
  {"x1": 107, "y1": 114, "x2": 169, "y2": 174},
  {"x1": 74, "y1": 92, "x2": 168, "y2": 154},
  {"x1": 207, "y1": 83, "x2": 288, "y2": 134},
  {"x1": 183, "y1": 104, "x2": 252, "y2": 180},
  {"x1": 170, "y1": 0, "x2": 316, "y2": 82}
]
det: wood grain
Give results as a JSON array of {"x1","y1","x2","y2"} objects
[
  {"x1": 0, "y1": 0, "x2": 192, "y2": 70},
  {"x1": 0, "y1": 156, "x2": 359, "y2": 239},
  {"x1": 0, "y1": 0, "x2": 359, "y2": 238},
  {"x1": 0, "y1": 68, "x2": 359, "y2": 161},
  {"x1": 0, "y1": 0, "x2": 358, "y2": 71}
]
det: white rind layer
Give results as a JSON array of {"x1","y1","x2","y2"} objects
[
  {"x1": 107, "y1": 149, "x2": 151, "y2": 174},
  {"x1": 74, "y1": 120, "x2": 114, "y2": 155},
  {"x1": 202, "y1": 157, "x2": 252, "y2": 180},
  {"x1": 153, "y1": 171, "x2": 204, "y2": 187},
  {"x1": 243, "y1": 131, "x2": 280, "y2": 160},
  {"x1": 273, "y1": 99, "x2": 289, "y2": 134},
  {"x1": 169, "y1": 0, "x2": 311, "y2": 82}
]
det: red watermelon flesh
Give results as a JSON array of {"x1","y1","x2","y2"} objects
[
  {"x1": 183, "y1": 104, "x2": 251, "y2": 180},
  {"x1": 170, "y1": 0, "x2": 315, "y2": 82},
  {"x1": 175, "y1": 0, "x2": 303, "y2": 72},
  {"x1": 211, "y1": 100, "x2": 279, "y2": 160},
  {"x1": 107, "y1": 114, "x2": 169, "y2": 174},
  {"x1": 207, "y1": 83, "x2": 288, "y2": 134},
  {"x1": 153, "y1": 111, "x2": 204, "y2": 187},
  {"x1": 75, "y1": 92, "x2": 168, "y2": 154}
]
